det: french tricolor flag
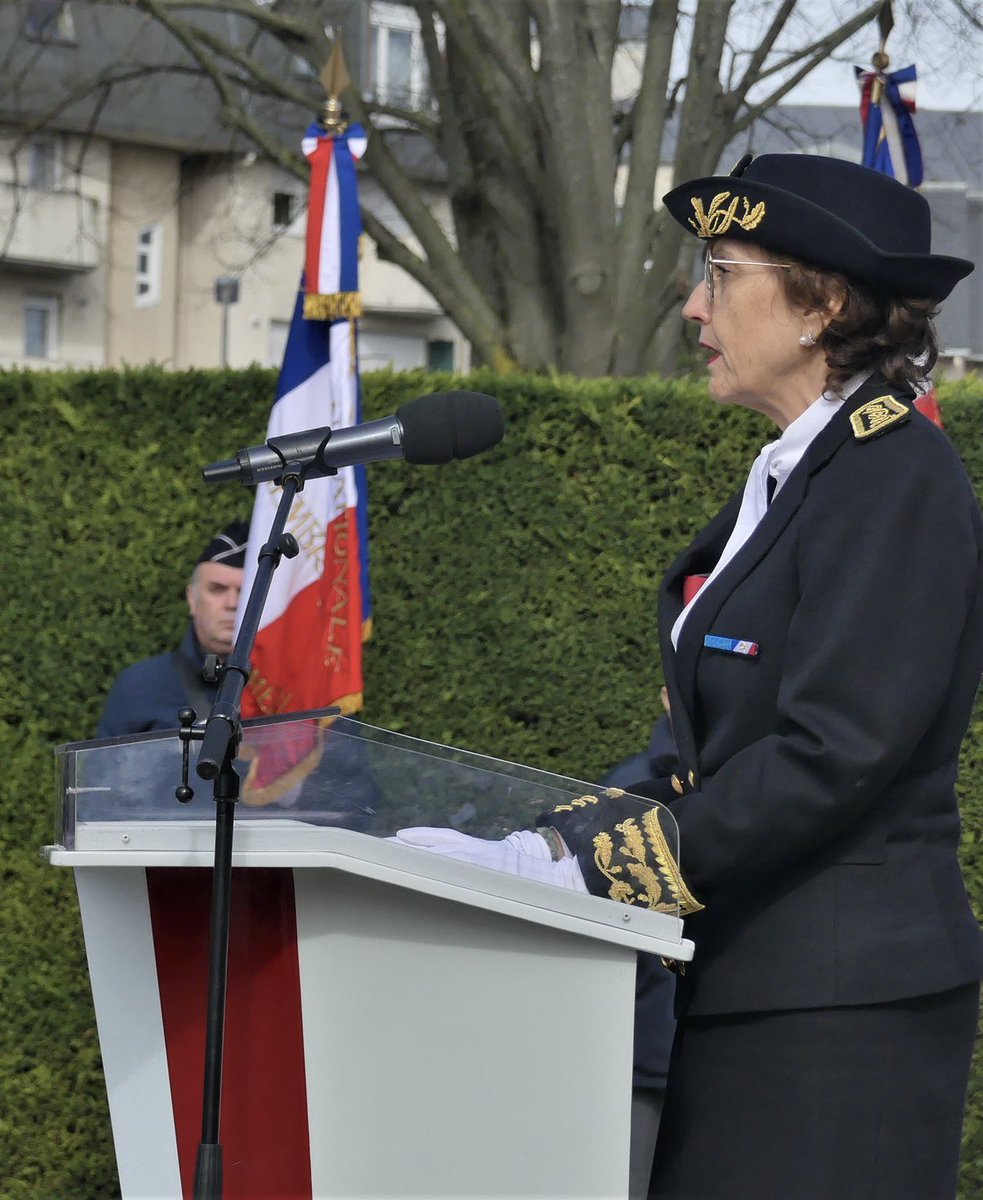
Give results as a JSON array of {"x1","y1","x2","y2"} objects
[
  {"x1": 856, "y1": 63, "x2": 923, "y2": 188},
  {"x1": 237, "y1": 123, "x2": 371, "y2": 738}
]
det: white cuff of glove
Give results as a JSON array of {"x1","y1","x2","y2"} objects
[{"x1": 390, "y1": 827, "x2": 587, "y2": 892}]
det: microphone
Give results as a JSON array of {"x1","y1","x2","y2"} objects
[{"x1": 203, "y1": 391, "x2": 504, "y2": 486}]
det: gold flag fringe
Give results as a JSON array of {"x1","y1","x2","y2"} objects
[{"x1": 303, "y1": 291, "x2": 363, "y2": 320}]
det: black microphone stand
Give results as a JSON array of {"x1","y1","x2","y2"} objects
[{"x1": 176, "y1": 462, "x2": 310, "y2": 1200}]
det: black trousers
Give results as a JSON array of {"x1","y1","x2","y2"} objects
[{"x1": 648, "y1": 983, "x2": 980, "y2": 1200}]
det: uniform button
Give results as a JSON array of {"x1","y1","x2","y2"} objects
[
  {"x1": 671, "y1": 774, "x2": 684, "y2": 795},
  {"x1": 688, "y1": 770, "x2": 698, "y2": 788}
]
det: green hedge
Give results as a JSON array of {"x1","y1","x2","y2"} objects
[{"x1": 2, "y1": 367, "x2": 982, "y2": 1195}]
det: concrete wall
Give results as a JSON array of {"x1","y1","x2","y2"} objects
[
  {"x1": 359, "y1": 176, "x2": 472, "y2": 371},
  {"x1": 176, "y1": 156, "x2": 305, "y2": 369},
  {"x1": 106, "y1": 144, "x2": 182, "y2": 367}
]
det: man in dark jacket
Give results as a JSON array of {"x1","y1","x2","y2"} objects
[
  {"x1": 96, "y1": 519, "x2": 380, "y2": 829},
  {"x1": 97, "y1": 521, "x2": 248, "y2": 737}
]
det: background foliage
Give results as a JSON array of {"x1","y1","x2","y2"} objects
[{"x1": 2, "y1": 367, "x2": 982, "y2": 1196}]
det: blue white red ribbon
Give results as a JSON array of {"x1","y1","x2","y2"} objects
[
  {"x1": 301, "y1": 121, "x2": 368, "y2": 318},
  {"x1": 704, "y1": 635, "x2": 759, "y2": 657},
  {"x1": 855, "y1": 63, "x2": 923, "y2": 188}
]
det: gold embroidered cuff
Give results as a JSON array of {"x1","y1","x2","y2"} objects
[{"x1": 593, "y1": 807, "x2": 704, "y2": 915}]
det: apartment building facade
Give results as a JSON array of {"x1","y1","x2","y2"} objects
[{"x1": 0, "y1": 0, "x2": 466, "y2": 373}]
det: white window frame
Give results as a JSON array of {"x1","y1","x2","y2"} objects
[
  {"x1": 135, "y1": 222, "x2": 163, "y2": 308},
  {"x1": 368, "y1": 1, "x2": 431, "y2": 110},
  {"x1": 24, "y1": 295, "x2": 59, "y2": 360}
]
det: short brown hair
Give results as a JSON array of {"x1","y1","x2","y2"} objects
[{"x1": 772, "y1": 254, "x2": 939, "y2": 396}]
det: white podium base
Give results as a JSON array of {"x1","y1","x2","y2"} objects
[{"x1": 59, "y1": 825, "x2": 691, "y2": 1198}]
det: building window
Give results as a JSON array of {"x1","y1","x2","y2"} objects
[
  {"x1": 272, "y1": 191, "x2": 296, "y2": 231},
  {"x1": 427, "y1": 339, "x2": 454, "y2": 371},
  {"x1": 368, "y1": 1, "x2": 430, "y2": 109},
  {"x1": 358, "y1": 331, "x2": 427, "y2": 372},
  {"x1": 25, "y1": 1, "x2": 76, "y2": 44},
  {"x1": 135, "y1": 223, "x2": 162, "y2": 308},
  {"x1": 268, "y1": 319, "x2": 290, "y2": 367},
  {"x1": 26, "y1": 137, "x2": 60, "y2": 190},
  {"x1": 24, "y1": 296, "x2": 59, "y2": 359}
]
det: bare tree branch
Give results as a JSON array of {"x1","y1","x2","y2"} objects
[{"x1": 732, "y1": 3, "x2": 883, "y2": 133}]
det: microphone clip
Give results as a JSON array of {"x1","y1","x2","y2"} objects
[{"x1": 266, "y1": 435, "x2": 338, "y2": 484}]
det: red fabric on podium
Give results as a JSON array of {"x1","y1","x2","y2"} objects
[{"x1": 147, "y1": 867, "x2": 312, "y2": 1198}]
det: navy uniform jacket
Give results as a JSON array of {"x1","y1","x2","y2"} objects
[
  {"x1": 97, "y1": 626, "x2": 215, "y2": 738},
  {"x1": 96, "y1": 626, "x2": 380, "y2": 827},
  {"x1": 547, "y1": 375, "x2": 983, "y2": 1017}
]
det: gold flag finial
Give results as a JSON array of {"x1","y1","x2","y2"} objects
[
  {"x1": 320, "y1": 31, "x2": 351, "y2": 133},
  {"x1": 870, "y1": 1, "x2": 894, "y2": 100}
]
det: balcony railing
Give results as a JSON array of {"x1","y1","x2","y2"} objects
[{"x1": 0, "y1": 181, "x2": 100, "y2": 271}]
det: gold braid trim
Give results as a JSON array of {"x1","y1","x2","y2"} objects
[
  {"x1": 642, "y1": 807, "x2": 704, "y2": 914},
  {"x1": 593, "y1": 830, "x2": 635, "y2": 904},
  {"x1": 618, "y1": 819, "x2": 672, "y2": 911},
  {"x1": 551, "y1": 792, "x2": 601, "y2": 814},
  {"x1": 303, "y1": 291, "x2": 364, "y2": 320}
]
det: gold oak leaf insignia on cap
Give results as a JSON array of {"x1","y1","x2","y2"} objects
[
  {"x1": 688, "y1": 191, "x2": 766, "y2": 238},
  {"x1": 849, "y1": 395, "x2": 911, "y2": 441}
]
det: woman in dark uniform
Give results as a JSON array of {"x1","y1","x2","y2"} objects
[{"x1": 543, "y1": 154, "x2": 983, "y2": 1200}]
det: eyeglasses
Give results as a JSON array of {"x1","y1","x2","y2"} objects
[{"x1": 703, "y1": 251, "x2": 793, "y2": 300}]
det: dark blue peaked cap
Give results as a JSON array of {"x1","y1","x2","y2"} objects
[
  {"x1": 662, "y1": 153, "x2": 973, "y2": 300},
  {"x1": 198, "y1": 519, "x2": 249, "y2": 567}
]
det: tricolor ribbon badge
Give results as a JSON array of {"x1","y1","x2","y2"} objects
[{"x1": 704, "y1": 634, "x2": 759, "y2": 657}]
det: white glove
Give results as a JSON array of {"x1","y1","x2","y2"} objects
[{"x1": 390, "y1": 827, "x2": 587, "y2": 892}]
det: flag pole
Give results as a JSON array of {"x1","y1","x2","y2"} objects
[
  {"x1": 321, "y1": 29, "x2": 350, "y2": 135},
  {"x1": 870, "y1": 0, "x2": 895, "y2": 103}
]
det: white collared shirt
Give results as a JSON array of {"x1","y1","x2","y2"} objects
[{"x1": 670, "y1": 375, "x2": 867, "y2": 649}]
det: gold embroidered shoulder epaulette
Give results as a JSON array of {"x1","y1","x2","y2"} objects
[{"x1": 849, "y1": 395, "x2": 911, "y2": 441}]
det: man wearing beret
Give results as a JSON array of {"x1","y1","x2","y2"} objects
[{"x1": 97, "y1": 520, "x2": 249, "y2": 737}]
